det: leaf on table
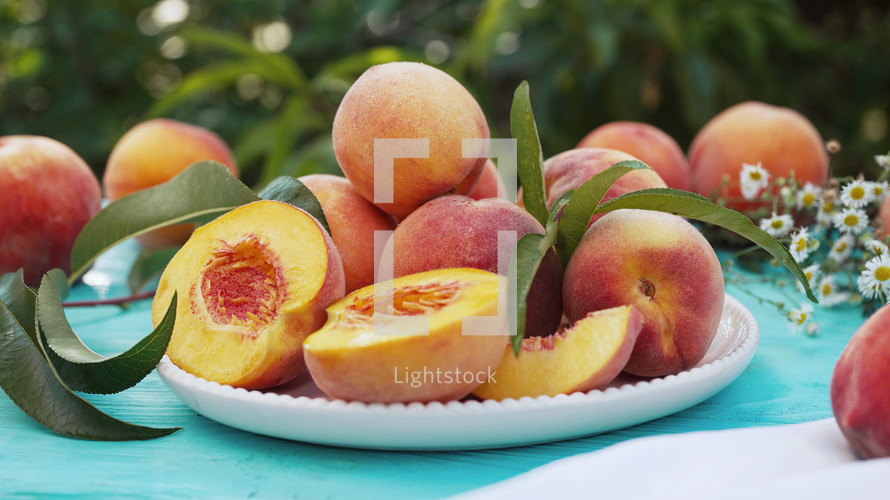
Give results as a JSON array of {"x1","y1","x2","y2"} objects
[
  {"x1": 257, "y1": 176, "x2": 330, "y2": 235},
  {"x1": 37, "y1": 270, "x2": 179, "y2": 395},
  {"x1": 511, "y1": 81, "x2": 548, "y2": 228},
  {"x1": 555, "y1": 160, "x2": 653, "y2": 268},
  {"x1": 594, "y1": 188, "x2": 817, "y2": 302},
  {"x1": 0, "y1": 271, "x2": 180, "y2": 440},
  {"x1": 69, "y1": 161, "x2": 260, "y2": 282},
  {"x1": 128, "y1": 246, "x2": 179, "y2": 294}
]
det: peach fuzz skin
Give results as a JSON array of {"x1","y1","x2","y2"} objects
[
  {"x1": 473, "y1": 305, "x2": 643, "y2": 401},
  {"x1": 382, "y1": 194, "x2": 564, "y2": 338},
  {"x1": 0, "y1": 135, "x2": 101, "y2": 285},
  {"x1": 562, "y1": 209, "x2": 724, "y2": 377},
  {"x1": 299, "y1": 174, "x2": 396, "y2": 294},
  {"x1": 104, "y1": 118, "x2": 238, "y2": 248},
  {"x1": 303, "y1": 268, "x2": 509, "y2": 403},
  {"x1": 152, "y1": 200, "x2": 345, "y2": 390},
  {"x1": 688, "y1": 101, "x2": 828, "y2": 211},
  {"x1": 831, "y1": 303, "x2": 890, "y2": 459},
  {"x1": 467, "y1": 160, "x2": 507, "y2": 200},
  {"x1": 522, "y1": 148, "x2": 667, "y2": 227},
  {"x1": 331, "y1": 61, "x2": 489, "y2": 218},
  {"x1": 577, "y1": 121, "x2": 691, "y2": 191}
]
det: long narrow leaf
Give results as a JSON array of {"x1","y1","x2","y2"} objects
[
  {"x1": 511, "y1": 81, "x2": 548, "y2": 227},
  {"x1": 37, "y1": 270, "x2": 178, "y2": 395},
  {"x1": 69, "y1": 161, "x2": 259, "y2": 282}
]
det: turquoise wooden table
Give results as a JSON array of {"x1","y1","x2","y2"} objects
[{"x1": 0, "y1": 242, "x2": 858, "y2": 499}]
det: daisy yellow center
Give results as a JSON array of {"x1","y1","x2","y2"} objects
[
  {"x1": 844, "y1": 214, "x2": 860, "y2": 226},
  {"x1": 875, "y1": 266, "x2": 890, "y2": 282},
  {"x1": 750, "y1": 171, "x2": 762, "y2": 181},
  {"x1": 802, "y1": 193, "x2": 816, "y2": 206},
  {"x1": 795, "y1": 313, "x2": 808, "y2": 325},
  {"x1": 805, "y1": 271, "x2": 814, "y2": 281},
  {"x1": 770, "y1": 219, "x2": 785, "y2": 229},
  {"x1": 824, "y1": 201, "x2": 834, "y2": 211},
  {"x1": 837, "y1": 242, "x2": 848, "y2": 252},
  {"x1": 794, "y1": 239, "x2": 807, "y2": 252},
  {"x1": 850, "y1": 186, "x2": 866, "y2": 200},
  {"x1": 821, "y1": 283, "x2": 832, "y2": 295},
  {"x1": 875, "y1": 187, "x2": 884, "y2": 196}
]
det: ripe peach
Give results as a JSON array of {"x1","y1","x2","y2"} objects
[
  {"x1": 381, "y1": 194, "x2": 563, "y2": 338},
  {"x1": 688, "y1": 101, "x2": 829, "y2": 210},
  {"x1": 303, "y1": 268, "x2": 509, "y2": 403},
  {"x1": 104, "y1": 118, "x2": 238, "y2": 249},
  {"x1": 467, "y1": 160, "x2": 507, "y2": 200},
  {"x1": 877, "y1": 197, "x2": 890, "y2": 242},
  {"x1": 151, "y1": 200, "x2": 345, "y2": 390},
  {"x1": 473, "y1": 305, "x2": 643, "y2": 401},
  {"x1": 563, "y1": 209, "x2": 724, "y2": 377},
  {"x1": 0, "y1": 136, "x2": 101, "y2": 285},
  {"x1": 831, "y1": 303, "x2": 890, "y2": 459},
  {"x1": 298, "y1": 174, "x2": 396, "y2": 294},
  {"x1": 332, "y1": 62, "x2": 489, "y2": 218},
  {"x1": 577, "y1": 121, "x2": 691, "y2": 191},
  {"x1": 524, "y1": 148, "x2": 667, "y2": 227}
]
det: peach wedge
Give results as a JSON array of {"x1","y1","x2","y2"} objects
[
  {"x1": 473, "y1": 305, "x2": 643, "y2": 401},
  {"x1": 303, "y1": 268, "x2": 510, "y2": 403},
  {"x1": 151, "y1": 200, "x2": 345, "y2": 390}
]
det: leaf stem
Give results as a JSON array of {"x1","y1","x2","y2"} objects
[{"x1": 62, "y1": 290, "x2": 156, "y2": 308}]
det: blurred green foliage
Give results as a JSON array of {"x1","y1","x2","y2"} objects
[{"x1": 2, "y1": 0, "x2": 889, "y2": 188}]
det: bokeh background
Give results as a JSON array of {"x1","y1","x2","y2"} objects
[{"x1": 2, "y1": 0, "x2": 889, "y2": 188}]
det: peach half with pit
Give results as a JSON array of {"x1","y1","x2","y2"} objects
[
  {"x1": 563, "y1": 209, "x2": 725, "y2": 378},
  {"x1": 473, "y1": 305, "x2": 643, "y2": 401},
  {"x1": 303, "y1": 268, "x2": 510, "y2": 403},
  {"x1": 151, "y1": 200, "x2": 345, "y2": 390}
]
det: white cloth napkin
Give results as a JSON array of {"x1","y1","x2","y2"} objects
[{"x1": 452, "y1": 419, "x2": 890, "y2": 500}]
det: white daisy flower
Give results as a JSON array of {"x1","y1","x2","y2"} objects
[
  {"x1": 875, "y1": 154, "x2": 890, "y2": 170},
  {"x1": 828, "y1": 233, "x2": 855, "y2": 263},
  {"x1": 840, "y1": 180, "x2": 874, "y2": 208},
  {"x1": 796, "y1": 264, "x2": 820, "y2": 294},
  {"x1": 864, "y1": 238, "x2": 888, "y2": 257},
  {"x1": 795, "y1": 183, "x2": 822, "y2": 210},
  {"x1": 857, "y1": 254, "x2": 890, "y2": 301},
  {"x1": 739, "y1": 162, "x2": 770, "y2": 200},
  {"x1": 868, "y1": 181, "x2": 889, "y2": 201},
  {"x1": 816, "y1": 198, "x2": 838, "y2": 227},
  {"x1": 817, "y1": 276, "x2": 850, "y2": 308},
  {"x1": 788, "y1": 228, "x2": 812, "y2": 263},
  {"x1": 759, "y1": 212, "x2": 795, "y2": 237},
  {"x1": 833, "y1": 208, "x2": 869, "y2": 234},
  {"x1": 787, "y1": 302, "x2": 814, "y2": 333}
]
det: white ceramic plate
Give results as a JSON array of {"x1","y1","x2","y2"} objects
[{"x1": 157, "y1": 293, "x2": 758, "y2": 451}]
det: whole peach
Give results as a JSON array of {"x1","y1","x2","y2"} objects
[
  {"x1": 831, "y1": 303, "x2": 890, "y2": 459},
  {"x1": 689, "y1": 101, "x2": 828, "y2": 211},
  {"x1": 332, "y1": 62, "x2": 489, "y2": 218},
  {"x1": 298, "y1": 174, "x2": 396, "y2": 294},
  {"x1": 382, "y1": 194, "x2": 563, "y2": 338},
  {"x1": 0, "y1": 136, "x2": 101, "y2": 285},
  {"x1": 577, "y1": 121, "x2": 691, "y2": 191},
  {"x1": 563, "y1": 209, "x2": 724, "y2": 377},
  {"x1": 103, "y1": 118, "x2": 238, "y2": 248}
]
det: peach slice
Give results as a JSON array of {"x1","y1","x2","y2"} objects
[
  {"x1": 472, "y1": 305, "x2": 643, "y2": 401},
  {"x1": 303, "y1": 268, "x2": 510, "y2": 403},
  {"x1": 151, "y1": 200, "x2": 345, "y2": 390}
]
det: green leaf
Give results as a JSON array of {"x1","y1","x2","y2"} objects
[
  {"x1": 510, "y1": 192, "x2": 569, "y2": 355},
  {"x1": 594, "y1": 188, "x2": 818, "y2": 302},
  {"x1": 69, "y1": 161, "x2": 260, "y2": 283},
  {"x1": 511, "y1": 81, "x2": 548, "y2": 227},
  {"x1": 0, "y1": 270, "x2": 37, "y2": 346},
  {"x1": 36, "y1": 270, "x2": 178, "y2": 395},
  {"x1": 257, "y1": 176, "x2": 330, "y2": 235},
  {"x1": 0, "y1": 273, "x2": 179, "y2": 440},
  {"x1": 555, "y1": 160, "x2": 654, "y2": 267},
  {"x1": 128, "y1": 247, "x2": 179, "y2": 293}
]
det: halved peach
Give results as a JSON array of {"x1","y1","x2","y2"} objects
[
  {"x1": 303, "y1": 268, "x2": 510, "y2": 403},
  {"x1": 151, "y1": 200, "x2": 345, "y2": 390},
  {"x1": 472, "y1": 305, "x2": 643, "y2": 401}
]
